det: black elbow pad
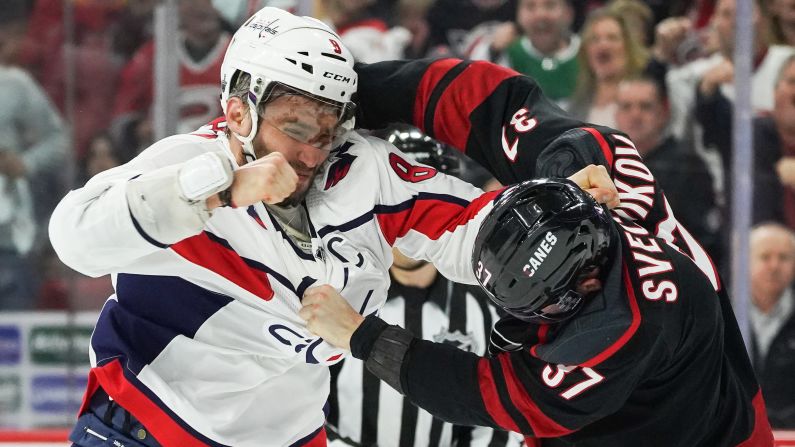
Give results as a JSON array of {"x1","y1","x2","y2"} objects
[{"x1": 535, "y1": 127, "x2": 613, "y2": 178}]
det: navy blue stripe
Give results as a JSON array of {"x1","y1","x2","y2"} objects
[
  {"x1": 318, "y1": 210, "x2": 375, "y2": 238},
  {"x1": 296, "y1": 276, "x2": 317, "y2": 300},
  {"x1": 358, "y1": 289, "x2": 374, "y2": 314},
  {"x1": 317, "y1": 193, "x2": 471, "y2": 238},
  {"x1": 414, "y1": 192, "x2": 470, "y2": 208},
  {"x1": 92, "y1": 275, "x2": 234, "y2": 374},
  {"x1": 128, "y1": 206, "x2": 169, "y2": 249},
  {"x1": 119, "y1": 364, "x2": 231, "y2": 447},
  {"x1": 204, "y1": 231, "x2": 297, "y2": 294}
]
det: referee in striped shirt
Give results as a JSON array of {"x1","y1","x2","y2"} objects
[{"x1": 326, "y1": 126, "x2": 523, "y2": 447}]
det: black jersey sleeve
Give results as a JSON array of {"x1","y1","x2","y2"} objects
[
  {"x1": 355, "y1": 58, "x2": 583, "y2": 184},
  {"x1": 381, "y1": 323, "x2": 663, "y2": 439},
  {"x1": 351, "y1": 317, "x2": 662, "y2": 440},
  {"x1": 355, "y1": 58, "x2": 722, "y2": 291}
]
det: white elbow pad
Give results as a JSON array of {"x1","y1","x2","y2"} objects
[
  {"x1": 126, "y1": 152, "x2": 234, "y2": 246},
  {"x1": 177, "y1": 152, "x2": 235, "y2": 201}
]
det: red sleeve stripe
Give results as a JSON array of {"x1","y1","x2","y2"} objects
[
  {"x1": 477, "y1": 358, "x2": 523, "y2": 433},
  {"x1": 581, "y1": 262, "x2": 642, "y2": 368},
  {"x1": 93, "y1": 359, "x2": 227, "y2": 447},
  {"x1": 431, "y1": 61, "x2": 519, "y2": 152},
  {"x1": 376, "y1": 190, "x2": 500, "y2": 245},
  {"x1": 413, "y1": 58, "x2": 462, "y2": 135},
  {"x1": 171, "y1": 232, "x2": 275, "y2": 301},
  {"x1": 581, "y1": 128, "x2": 614, "y2": 168},
  {"x1": 413, "y1": 59, "x2": 519, "y2": 152},
  {"x1": 497, "y1": 355, "x2": 574, "y2": 438},
  {"x1": 738, "y1": 389, "x2": 774, "y2": 447},
  {"x1": 529, "y1": 324, "x2": 550, "y2": 358}
]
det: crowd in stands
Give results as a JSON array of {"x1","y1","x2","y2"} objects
[{"x1": 2, "y1": 0, "x2": 795, "y2": 428}]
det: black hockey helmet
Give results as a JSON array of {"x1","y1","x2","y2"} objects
[
  {"x1": 472, "y1": 179, "x2": 614, "y2": 323},
  {"x1": 374, "y1": 124, "x2": 463, "y2": 176}
]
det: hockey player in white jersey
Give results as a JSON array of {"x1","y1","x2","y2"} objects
[{"x1": 48, "y1": 7, "x2": 515, "y2": 447}]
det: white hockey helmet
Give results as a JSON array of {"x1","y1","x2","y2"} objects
[{"x1": 220, "y1": 7, "x2": 358, "y2": 159}]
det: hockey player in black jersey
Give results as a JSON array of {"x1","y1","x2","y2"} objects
[
  {"x1": 301, "y1": 178, "x2": 773, "y2": 446},
  {"x1": 353, "y1": 58, "x2": 719, "y2": 289}
]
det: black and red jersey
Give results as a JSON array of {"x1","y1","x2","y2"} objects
[
  {"x1": 351, "y1": 215, "x2": 772, "y2": 445},
  {"x1": 352, "y1": 58, "x2": 772, "y2": 446},
  {"x1": 355, "y1": 58, "x2": 720, "y2": 292}
]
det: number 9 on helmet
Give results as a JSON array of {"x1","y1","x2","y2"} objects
[
  {"x1": 472, "y1": 179, "x2": 615, "y2": 324},
  {"x1": 219, "y1": 7, "x2": 357, "y2": 159}
]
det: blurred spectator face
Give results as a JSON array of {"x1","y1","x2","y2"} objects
[
  {"x1": 772, "y1": 0, "x2": 795, "y2": 22},
  {"x1": 713, "y1": 0, "x2": 736, "y2": 54},
  {"x1": 774, "y1": 59, "x2": 795, "y2": 129},
  {"x1": 517, "y1": 0, "x2": 573, "y2": 55},
  {"x1": 751, "y1": 225, "x2": 795, "y2": 310},
  {"x1": 615, "y1": 79, "x2": 668, "y2": 154},
  {"x1": 712, "y1": 0, "x2": 762, "y2": 55},
  {"x1": 0, "y1": 21, "x2": 24, "y2": 65},
  {"x1": 179, "y1": 0, "x2": 222, "y2": 46},
  {"x1": 85, "y1": 135, "x2": 120, "y2": 178},
  {"x1": 584, "y1": 17, "x2": 627, "y2": 81}
]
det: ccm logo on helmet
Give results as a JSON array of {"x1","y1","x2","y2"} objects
[
  {"x1": 523, "y1": 231, "x2": 558, "y2": 277},
  {"x1": 323, "y1": 72, "x2": 353, "y2": 83}
]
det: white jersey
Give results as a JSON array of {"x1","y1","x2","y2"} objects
[{"x1": 49, "y1": 120, "x2": 501, "y2": 447}]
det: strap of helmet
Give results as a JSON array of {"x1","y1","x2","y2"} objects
[{"x1": 230, "y1": 74, "x2": 273, "y2": 162}]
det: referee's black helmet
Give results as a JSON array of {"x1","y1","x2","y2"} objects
[{"x1": 472, "y1": 179, "x2": 614, "y2": 323}]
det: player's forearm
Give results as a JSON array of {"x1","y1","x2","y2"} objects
[
  {"x1": 49, "y1": 179, "x2": 164, "y2": 277},
  {"x1": 354, "y1": 59, "x2": 427, "y2": 130},
  {"x1": 49, "y1": 152, "x2": 234, "y2": 276},
  {"x1": 350, "y1": 315, "x2": 500, "y2": 429}
]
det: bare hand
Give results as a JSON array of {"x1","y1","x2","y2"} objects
[
  {"x1": 299, "y1": 285, "x2": 364, "y2": 351},
  {"x1": 652, "y1": 17, "x2": 691, "y2": 64},
  {"x1": 777, "y1": 157, "x2": 795, "y2": 188},
  {"x1": 209, "y1": 152, "x2": 297, "y2": 209},
  {"x1": 0, "y1": 150, "x2": 27, "y2": 179},
  {"x1": 567, "y1": 164, "x2": 620, "y2": 208},
  {"x1": 699, "y1": 59, "x2": 734, "y2": 97},
  {"x1": 490, "y1": 22, "x2": 518, "y2": 53}
]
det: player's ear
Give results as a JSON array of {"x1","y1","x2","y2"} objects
[{"x1": 225, "y1": 97, "x2": 252, "y2": 137}]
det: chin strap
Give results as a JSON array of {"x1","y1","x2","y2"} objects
[{"x1": 232, "y1": 92, "x2": 261, "y2": 163}]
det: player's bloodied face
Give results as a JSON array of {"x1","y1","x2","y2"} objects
[{"x1": 254, "y1": 93, "x2": 342, "y2": 206}]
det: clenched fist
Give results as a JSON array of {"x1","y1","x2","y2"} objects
[
  {"x1": 567, "y1": 164, "x2": 620, "y2": 209},
  {"x1": 299, "y1": 285, "x2": 364, "y2": 351},
  {"x1": 209, "y1": 152, "x2": 298, "y2": 209}
]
